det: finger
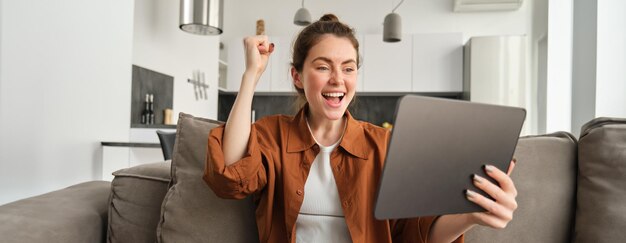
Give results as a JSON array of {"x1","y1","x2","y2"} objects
[
  {"x1": 484, "y1": 164, "x2": 517, "y2": 196},
  {"x1": 473, "y1": 174, "x2": 518, "y2": 209},
  {"x1": 268, "y1": 42, "x2": 275, "y2": 54},
  {"x1": 256, "y1": 36, "x2": 270, "y2": 54},
  {"x1": 507, "y1": 159, "x2": 516, "y2": 176},
  {"x1": 466, "y1": 189, "x2": 513, "y2": 222},
  {"x1": 471, "y1": 212, "x2": 510, "y2": 229}
]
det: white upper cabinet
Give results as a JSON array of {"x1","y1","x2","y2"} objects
[
  {"x1": 355, "y1": 35, "x2": 365, "y2": 92},
  {"x1": 412, "y1": 33, "x2": 463, "y2": 92},
  {"x1": 225, "y1": 34, "x2": 463, "y2": 93},
  {"x1": 270, "y1": 37, "x2": 294, "y2": 92},
  {"x1": 362, "y1": 34, "x2": 413, "y2": 92},
  {"x1": 226, "y1": 38, "x2": 271, "y2": 92}
]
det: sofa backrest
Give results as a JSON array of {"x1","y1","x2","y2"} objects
[
  {"x1": 466, "y1": 132, "x2": 578, "y2": 242},
  {"x1": 156, "y1": 113, "x2": 259, "y2": 243},
  {"x1": 575, "y1": 117, "x2": 626, "y2": 242}
]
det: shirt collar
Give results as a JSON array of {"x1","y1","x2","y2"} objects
[{"x1": 286, "y1": 105, "x2": 369, "y2": 159}]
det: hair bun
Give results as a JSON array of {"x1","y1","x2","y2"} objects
[{"x1": 319, "y1": 14, "x2": 339, "y2": 22}]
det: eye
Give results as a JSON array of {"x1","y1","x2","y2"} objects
[
  {"x1": 343, "y1": 67, "x2": 356, "y2": 73},
  {"x1": 316, "y1": 66, "x2": 330, "y2": 71}
]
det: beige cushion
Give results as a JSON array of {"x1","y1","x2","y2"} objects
[
  {"x1": 466, "y1": 132, "x2": 578, "y2": 242},
  {"x1": 575, "y1": 117, "x2": 626, "y2": 242},
  {"x1": 108, "y1": 161, "x2": 171, "y2": 243},
  {"x1": 156, "y1": 113, "x2": 259, "y2": 243}
]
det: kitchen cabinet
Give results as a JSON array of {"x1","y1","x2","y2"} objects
[
  {"x1": 270, "y1": 37, "x2": 294, "y2": 92},
  {"x1": 355, "y1": 35, "x2": 365, "y2": 92},
  {"x1": 463, "y1": 36, "x2": 526, "y2": 105},
  {"x1": 412, "y1": 33, "x2": 463, "y2": 92},
  {"x1": 462, "y1": 35, "x2": 527, "y2": 134},
  {"x1": 101, "y1": 128, "x2": 174, "y2": 181},
  {"x1": 361, "y1": 34, "x2": 413, "y2": 92},
  {"x1": 224, "y1": 34, "x2": 462, "y2": 94},
  {"x1": 101, "y1": 143, "x2": 163, "y2": 181}
]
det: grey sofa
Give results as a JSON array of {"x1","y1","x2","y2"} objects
[{"x1": 1, "y1": 115, "x2": 625, "y2": 243}]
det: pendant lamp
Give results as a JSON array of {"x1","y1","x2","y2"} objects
[
  {"x1": 383, "y1": 0, "x2": 404, "y2": 42},
  {"x1": 180, "y1": 0, "x2": 224, "y2": 35},
  {"x1": 294, "y1": 0, "x2": 312, "y2": 26}
]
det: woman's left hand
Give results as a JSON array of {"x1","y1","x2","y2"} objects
[{"x1": 465, "y1": 160, "x2": 518, "y2": 229}]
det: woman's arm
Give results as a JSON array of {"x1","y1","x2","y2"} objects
[
  {"x1": 429, "y1": 160, "x2": 518, "y2": 243},
  {"x1": 223, "y1": 36, "x2": 274, "y2": 166}
]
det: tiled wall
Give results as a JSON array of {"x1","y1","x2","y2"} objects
[
  {"x1": 218, "y1": 93, "x2": 461, "y2": 127},
  {"x1": 131, "y1": 65, "x2": 174, "y2": 127}
]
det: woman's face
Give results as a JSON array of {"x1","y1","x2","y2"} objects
[{"x1": 293, "y1": 34, "x2": 358, "y2": 121}]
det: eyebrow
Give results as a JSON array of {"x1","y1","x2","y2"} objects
[{"x1": 311, "y1": 57, "x2": 357, "y2": 65}]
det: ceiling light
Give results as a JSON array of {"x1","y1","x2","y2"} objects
[
  {"x1": 294, "y1": 0, "x2": 312, "y2": 26},
  {"x1": 383, "y1": 0, "x2": 404, "y2": 42}
]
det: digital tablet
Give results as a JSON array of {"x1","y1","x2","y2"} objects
[{"x1": 374, "y1": 95, "x2": 526, "y2": 219}]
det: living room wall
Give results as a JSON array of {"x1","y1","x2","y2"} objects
[
  {"x1": 0, "y1": 0, "x2": 134, "y2": 205},
  {"x1": 571, "y1": 0, "x2": 626, "y2": 137},
  {"x1": 133, "y1": 0, "x2": 219, "y2": 121},
  {"x1": 595, "y1": 1, "x2": 626, "y2": 119}
]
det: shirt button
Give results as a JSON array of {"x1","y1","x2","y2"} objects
[
  {"x1": 296, "y1": 190, "x2": 303, "y2": 196},
  {"x1": 343, "y1": 200, "x2": 350, "y2": 207}
]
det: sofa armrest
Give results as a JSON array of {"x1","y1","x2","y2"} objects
[
  {"x1": 108, "y1": 161, "x2": 171, "y2": 243},
  {"x1": 575, "y1": 117, "x2": 626, "y2": 241},
  {"x1": 0, "y1": 181, "x2": 111, "y2": 243}
]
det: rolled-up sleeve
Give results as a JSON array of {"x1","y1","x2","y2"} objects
[
  {"x1": 203, "y1": 124, "x2": 268, "y2": 199},
  {"x1": 390, "y1": 216, "x2": 464, "y2": 243}
]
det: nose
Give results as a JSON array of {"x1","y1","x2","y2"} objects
[{"x1": 330, "y1": 68, "x2": 344, "y2": 85}]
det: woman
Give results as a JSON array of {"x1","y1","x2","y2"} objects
[{"x1": 204, "y1": 14, "x2": 518, "y2": 243}]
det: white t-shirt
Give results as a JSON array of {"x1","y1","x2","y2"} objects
[{"x1": 296, "y1": 122, "x2": 351, "y2": 243}]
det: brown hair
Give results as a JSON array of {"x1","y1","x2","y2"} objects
[{"x1": 291, "y1": 13, "x2": 361, "y2": 111}]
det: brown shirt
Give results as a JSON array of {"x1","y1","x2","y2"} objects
[{"x1": 204, "y1": 107, "x2": 464, "y2": 243}]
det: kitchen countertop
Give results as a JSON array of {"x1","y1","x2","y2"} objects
[{"x1": 101, "y1": 142, "x2": 160, "y2": 148}]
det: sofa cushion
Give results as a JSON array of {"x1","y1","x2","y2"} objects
[
  {"x1": 157, "y1": 113, "x2": 259, "y2": 243},
  {"x1": 575, "y1": 117, "x2": 626, "y2": 242},
  {"x1": 466, "y1": 132, "x2": 578, "y2": 242},
  {"x1": 0, "y1": 181, "x2": 111, "y2": 243},
  {"x1": 108, "y1": 161, "x2": 171, "y2": 243}
]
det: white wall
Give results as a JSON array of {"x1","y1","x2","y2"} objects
[
  {"x1": 0, "y1": 0, "x2": 3, "y2": 116},
  {"x1": 531, "y1": 0, "x2": 548, "y2": 134},
  {"x1": 0, "y1": 0, "x2": 134, "y2": 205},
  {"x1": 596, "y1": 0, "x2": 626, "y2": 118},
  {"x1": 133, "y1": 0, "x2": 219, "y2": 121},
  {"x1": 571, "y1": 0, "x2": 597, "y2": 136},
  {"x1": 570, "y1": 0, "x2": 626, "y2": 136},
  {"x1": 544, "y1": 0, "x2": 573, "y2": 133}
]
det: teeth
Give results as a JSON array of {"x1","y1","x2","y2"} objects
[{"x1": 322, "y1": 92, "x2": 345, "y2": 97}]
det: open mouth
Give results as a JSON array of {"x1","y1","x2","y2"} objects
[{"x1": 322, "y1": 92, "x2": 345, "y2": 105}]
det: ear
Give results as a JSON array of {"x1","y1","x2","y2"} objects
[{"x1": 291, "y1": 67, "x2": 304, "y2": 89}]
